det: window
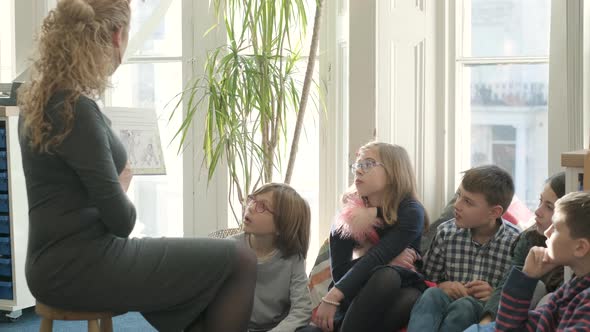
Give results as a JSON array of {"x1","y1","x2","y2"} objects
[
  {"x1": 219, "y1": 0, "x2": 321, "y2": 267},
  {"x1": 278, "y1": 57, "x2": 320, "y2": 269},
  {"x1": 457, "y1": 0, "x2": 551, "y2": 210},
  {"x1": 278, "y1": 0, "x2": 321, "y2": 269},
  {"x1": 106, "y1": 0, "x2": 184, "y2": 237}
]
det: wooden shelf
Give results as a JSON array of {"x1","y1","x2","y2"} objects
[
  {"x1": 0, "y1": 106, "x2": 19, "y2": 117},
  {"x1": 561, "y1": 150, "x2": 590, "y2": 168},
  {"x1": 561, "y1": 149, "x2": 590, "y2": 191},
  {"x1": 561, "y1": 149, "x2": 590, "y2": 281}
]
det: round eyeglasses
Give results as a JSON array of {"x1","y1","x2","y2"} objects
[
  {"x1": 246, "y1": 195, "x2": 275, "y2": 215},
  {"x1": 350, "y1": 160, "x2": 385, "y2": 175}
]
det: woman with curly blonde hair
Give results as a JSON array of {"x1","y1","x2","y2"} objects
[{"x1": 17, "y1": 1, "x2": 256, "y2": 331}]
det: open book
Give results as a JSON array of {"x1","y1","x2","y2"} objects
[{"x1": 102, "y1": 107, "x2": 166, "y2": 175}]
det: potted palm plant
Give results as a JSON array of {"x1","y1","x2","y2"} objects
[{"x1": 174, "y1": 0, "x2": 323, "y2": 223}]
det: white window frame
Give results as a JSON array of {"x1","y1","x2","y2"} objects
[
  {"x1": 447, "y1": 0, "x2": 556, "y2": 199},
  {"x1": 9, "y1": 0, "x2": 226, "y2": 237},
  {"x1": 318, "y1": 0, "x2": 350, "y2": 245}
]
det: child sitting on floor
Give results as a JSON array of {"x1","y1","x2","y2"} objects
[
  {"x1": 232, "y1": 183, "x2": 312, "y2": 332},
  {"x1": 495, "y1": 191, "x2": 590, "y2": 331}
]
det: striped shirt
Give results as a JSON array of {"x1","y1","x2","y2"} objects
[
  {"x1": 422, "y1": 218, "x2": 520, "y2": 288},
  {"x1": 496, "y1": 267, "x2": 590, "y2": 331}
]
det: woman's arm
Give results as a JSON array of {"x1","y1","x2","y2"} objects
[{"x1": 57, "y1": 100, "x2": 136, "y2": 237}]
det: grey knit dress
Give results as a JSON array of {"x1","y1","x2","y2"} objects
[{"x1": 18, "y1": 93, "x2": 237, "y2": 332}]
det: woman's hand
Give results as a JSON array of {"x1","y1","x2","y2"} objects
[
  {"x1": 312, "y1": 288, "x2": 344, "y2": 331},
  {"x1": 118, "y1": 161, "x2": 133, "y2": 193}
]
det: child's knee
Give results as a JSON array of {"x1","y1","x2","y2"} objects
[
  {"x1": 447, "y1": 296, "x2": 482, "y2": 316},
  {"x1": 414, "y1": 286, "x2": 450, "y2": 307},
  {"x1": 422, "y1": 286, "x2": 448, "y2": 300},
  {"x1": 367, "y1": 268, "x2": 400, "y2": 287}
]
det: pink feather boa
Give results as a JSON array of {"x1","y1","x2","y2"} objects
[
  {"x1": 333, "y1": 195, "x2": 383, "y2": 245},
  {"x1": 333, "y1": 195, "x2": 420, "y2": 271}
]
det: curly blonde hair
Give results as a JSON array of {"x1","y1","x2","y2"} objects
[{"x1": 18, "y1": 0, "x2": 131, "y2": 152}]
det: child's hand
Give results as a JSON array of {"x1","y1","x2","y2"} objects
[
  {"x1": 438, "y1": 281, "x2": 469, "y2": 300},
  {"x1": 312, "y1": 302, "x2": 338, "y2": 331},
  {"x1": 312, "y1": 288, "x2": 344, "y2": 331},
  {"x1": 389, "y1": 247, "x2": 419, "y2": 271},
  {"x1": 479, "y1": 314, "x2": 493, "y2": 325},
  {"x1": 465, "y1": 280, "x2": 493, "y2": 301},
  {"x1": 523, "y1": 246, "x2": 559, "y2": 279}
]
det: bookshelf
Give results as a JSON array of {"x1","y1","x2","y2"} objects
[
  {"x1": 0, "y1": 106, "x2": 34, "y2": 320},
  {"x1": 560, "y1": 149, "x2": 590, "y2": 282}
]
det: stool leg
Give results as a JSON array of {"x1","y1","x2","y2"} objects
[
  {"x1": 100, "y1": 317, "x2": 113, "y2": 332},
  {"x1": 88, "y1": 319, "x2": 100, "y2": 332},
  {"x1": 39, "y1": 318, "x2": 53, "y2": 332}
]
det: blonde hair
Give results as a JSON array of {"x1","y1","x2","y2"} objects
[
  {"x1": 18, "y1": 0, "x2": 131, "y2": 152},
  {"x1": 252, "y1": 183, "x2": 311, "y2": 259},
  {"x1": 349, "y1": 142, "x2": 428, "y2": 229}
]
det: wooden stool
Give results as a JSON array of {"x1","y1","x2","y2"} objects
[{"x1": 35, "y1": 301, "x2": 115, "y2": 332}]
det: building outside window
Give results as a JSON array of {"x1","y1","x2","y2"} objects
[{"x1": 458, "y1": 0, "x2": 550, "y2": 210}]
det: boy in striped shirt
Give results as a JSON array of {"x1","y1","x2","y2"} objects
[{"x1": 496, "y1": 191, "x2": 590, "y2": 331}]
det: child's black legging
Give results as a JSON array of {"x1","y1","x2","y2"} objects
[{"x1": 340, "y1": 267, "x2": 422, "y2": 332}]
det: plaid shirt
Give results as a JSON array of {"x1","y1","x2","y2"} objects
[{"x1": 422, "y1": 218, "x2": 520, "y2": 288}]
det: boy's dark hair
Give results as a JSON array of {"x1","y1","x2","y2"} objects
[
  {"x1": 461, "y1": 165, "x2": 515, "y2": 214},
  {"x1": 555, "y1": 191, "x2": 590, "y2": 240}
]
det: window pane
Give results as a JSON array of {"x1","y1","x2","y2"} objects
[
  {"x1": 468, "y1": 64, "x2": 548, "y2": 211},
  {"x1": 129, "y1": 0, "x2": 182, "y2": 57},
  {"x1": 464, "y1": 0, "x2": 550, "y2": 57},
  {"x1": 283, "y1": 59, "x2": 320, "y2": 272},
  {"x1": 107, "y1": 62, "x2": 184, "y2": 237}
]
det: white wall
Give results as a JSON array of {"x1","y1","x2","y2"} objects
[
  {"x1": 548, "y1": 0, "x2": 584, "y2": 175},
  {"x1": 375, "y1": 0, "x2": 445, "y2": 215},
  {"x1": 13, "y1": 1, "x2": 47, "y2": 76},
  {"x1": 182, "y1": 0, "x2": 229, "y2": 237},
  {"x1": 348, "y1": 0, "x2": 376, "y2": 160},
  {"x1": 0, "y1": 0, "x2": 15, "y2": 82},
  {"x1": 347, "y1": 0, "x2": 446, "y2": 216}
]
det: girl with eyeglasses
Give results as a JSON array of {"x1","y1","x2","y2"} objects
[
  {"x1": 303, "y1": 142, "x2": 429, "y2": 332},
  {"x1": 231, "y1": 183, "x2": 313, "y2": 332}
]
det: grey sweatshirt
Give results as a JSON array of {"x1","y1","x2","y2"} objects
[{"x1": 232, "y1": 233, "x2": 312, "y2": 332}]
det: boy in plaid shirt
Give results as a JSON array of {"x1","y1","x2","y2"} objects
[{"x1": 407, "y1": 165, "x2": 520, "y2": 332}]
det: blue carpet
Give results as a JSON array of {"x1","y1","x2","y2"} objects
[{"x1": 0, "y1": 307, "x2": 157, "y2": 331}]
